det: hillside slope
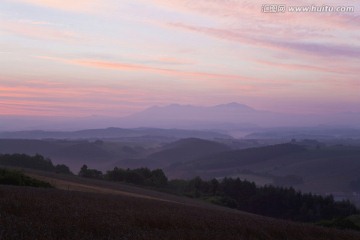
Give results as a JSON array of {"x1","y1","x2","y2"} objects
[{"x1": 1, "y1": 172, "x2": 360, "y2": 240}]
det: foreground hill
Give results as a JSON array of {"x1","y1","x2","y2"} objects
[{"x1": 1, "y1": 171, "x2": 360, "y2": 240}]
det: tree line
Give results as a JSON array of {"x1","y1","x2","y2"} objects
[
  {"x1": 78, "y1": 164, "x2": 358, "y2": 224},
  {"x1": 0, "y1": 153, "x2": 72, "y2": 174},
  {"x1": 168, "y1": 177, "x2": 357, "y2": 223},
  {"x1": 79, "y1": 165, "x2": 168, "y2": 188},
  {"x1": 0, "y1": 168, "x2": 53, "y2": 188}
]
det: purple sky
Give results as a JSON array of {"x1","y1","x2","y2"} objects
[{"x1": 0, "y1": 0, "x2": 359, "y2": 117}]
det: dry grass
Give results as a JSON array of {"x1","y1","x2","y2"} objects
[
  {"x1": 1, "y1": 168, "x2": 359, "y2": 239},
  {"x1": 0, "y1": 185, "x2": 360, "y2": 240},
  {"x1": 25, "y1": 172, "x2": 175, "y2": 203}
]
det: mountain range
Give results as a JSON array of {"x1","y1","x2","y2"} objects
[{"x1": 1, "y1": 102, "x2": 360, "y2": 132}]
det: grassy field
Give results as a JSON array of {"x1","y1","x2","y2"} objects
[
  {"x1": 1, "y1": 185, "x2": 360, "y2": 240},
  {"x1": 0, "y1": 169, "x2": 360, "y2": 239}
]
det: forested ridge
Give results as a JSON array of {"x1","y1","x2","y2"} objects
[
  {"x1": 78, "y1": 164, "x2": 358, "y2": 225},
  {"x1": 168, "y1": 177, "x2": 357, "y2": 223}
]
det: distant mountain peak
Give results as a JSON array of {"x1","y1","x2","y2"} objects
[
  {"x1": 167, "y1": 103, "x2": 180, "y2": 107},
  {"x1": 214, "y1": 102, "x2": 254, "y2": 111}
]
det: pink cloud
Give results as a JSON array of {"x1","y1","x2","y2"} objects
[
  {"x1": 148, "y1": 0, "x2": 359, "y2": 62},
  {"x1": 36, "y1": 55, "x2": 303, "y2": 98},
  {"x1": 156, "y1": 57, "x2": 193, "y2": 65},
  {"x1": 0, "y1": 80, "x2": 148, "y2": 117},
  {"x1": 38, "y1": 56, "x2": 258, "y2": 82},
  {"x1": 254, "y1": 59, "x2": 360, "y2": 75},
  {"x1": 168, "y1": 22, "x2": 360, "y2": 59}
]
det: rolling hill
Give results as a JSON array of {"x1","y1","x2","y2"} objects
[
  {"x1": 146, "y1": 138, "x2": 231, "y2": 166},
  {"x1": 109, "y1": 138, "x2": 231, "y2": 170},
  {"x1": 165, "y1": 143, "x2": 305, "y2": 178},
  {"x1": 0, "y1": 127, "x2": 230, "y2": 140},
  {"x1": 164, "y1": 143, "x2": 360, "y2": 198},
  {"x1": 2, "y1": 136, "x2": 360, "y2": 207},
  {"x1": 0, "y1": 139, "x2": 146, "y2": 172}
]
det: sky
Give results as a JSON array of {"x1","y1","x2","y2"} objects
[{"x1": 0, "y1": 0, "x2": 359, "y2": 118}]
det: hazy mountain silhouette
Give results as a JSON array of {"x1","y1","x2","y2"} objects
[
  {"x1": 1, "y1": 102, "x2": 359, "y2": 131},
  {"x1": 117, "y1": 102, "x2": 261, "y2": 129},
  {"x1": 116, "y1": 103, "x2": 360, "y2": 130}
]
